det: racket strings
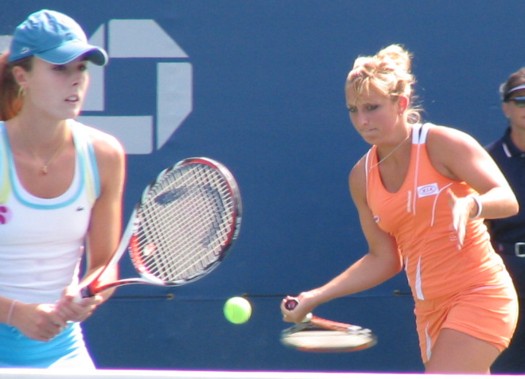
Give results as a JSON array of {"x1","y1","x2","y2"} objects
[{"x1": 131, "y1": 163, "x2": 236, "y2": 283}]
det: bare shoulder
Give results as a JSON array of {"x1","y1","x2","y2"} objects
[
  {"x1": 78, "y1": 124, "x2": 126, "y2": 184},
  {"x1": 426, "y1": 123, "x2": 479, "y2": 149},
  {"x1": 425, "y1": 123, "x2": 485, "y2": 179},
  {"x1": 349, "y1": 155, "x2": 366, "y2": 181},
  {"x1": 81, "y1": 125, "x2": 125, "y2": 158},
  {"x1": 349, "y1": 154, "x2": 367, "y2": 201}
]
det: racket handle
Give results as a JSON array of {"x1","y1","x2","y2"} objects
[
  {"x1": 284, "y1": 298, "x2": 312, "y2": 322},
  {"x1": 284, "y1": 298, "x2": 299, "y2": 310},
  {"x1": 73, "y1": 286, "x2": 94, "y2": 303},
  {"x1": 79, "y1": 286, "x2": 94, "y2": 298}
]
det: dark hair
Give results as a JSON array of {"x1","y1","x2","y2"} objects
[
  {"x1": 0, "y1": 53, "x2": 32, "y2": 120},
  {"x1": 500, "y1": 67, "x2": 525, "y2": 102}
]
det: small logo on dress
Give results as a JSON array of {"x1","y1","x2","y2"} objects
[
  {"x1": 417, "y1": 183, "x2": 439, "y2": 198},
  {"x1": 0, "y1": 205, "x2": 12, "y2": 225},
  {"x1": 373, "y1": 215, "x2": 380, "y2": 223}
]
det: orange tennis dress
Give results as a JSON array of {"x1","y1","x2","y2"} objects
[{"x1": 365, "y1": 123, "x2": 518, "y2": 362}]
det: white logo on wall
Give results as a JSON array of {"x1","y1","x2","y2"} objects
[{"x1": 0, "y1": 20, "x2": 193, "y2": 155}]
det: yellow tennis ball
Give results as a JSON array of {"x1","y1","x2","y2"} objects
[{"x1": 223, "y1": 296, "x2": 252, "y2": 324}]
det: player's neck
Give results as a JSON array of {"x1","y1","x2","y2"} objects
[{"x1": 7, "y1": 116, "x2": 71, "y2": 176}]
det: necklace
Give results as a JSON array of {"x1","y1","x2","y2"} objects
[
  {"x1": 38, "y1": 139, "x2": 67, "y2": 175},
  {"x1": 370, "y1": 134, "x2": 410, "y2": 170},
  {"x1": 19, "y1": 126, "x2": 68, "y2": 175}
]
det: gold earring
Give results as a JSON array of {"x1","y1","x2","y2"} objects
[{"x1": 17, "y1": 87, "x2": 25, "y2": 98}]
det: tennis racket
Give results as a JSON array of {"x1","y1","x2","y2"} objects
[
  {"x1": 280, "y1": 299, "x2": 377, "y2": 353},
  {"x1": 78, "y1": 157, "x2": 242, "y2": 298}
]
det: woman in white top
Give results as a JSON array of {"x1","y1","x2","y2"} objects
[{"x1": 0, "y1": 9, "x2": 125, "y2": 368}]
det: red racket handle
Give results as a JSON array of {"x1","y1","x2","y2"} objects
[
  {"x1": 284, "y1": 298, "x2": 299, "y2": 310},
  {"x1": 284, "y1": 298, "x2": 312, "y2": 322}
]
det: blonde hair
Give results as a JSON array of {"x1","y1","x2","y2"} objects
[{"x1": 346, "y1": 44, "x2": 421, "y2": 123}]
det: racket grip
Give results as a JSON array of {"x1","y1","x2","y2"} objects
[
  {"x1": 284, "y1": 298, "x2": 299, "y2": 310},
  {"x1": 284, "y1": 298, "x2": 312, "y2": 322},
  {"x1": 80, "y1": 286, "x2": 95, "y2": 298},
  {"x1": 74, "y1": 286, "x2": 94, "y2": 302}
]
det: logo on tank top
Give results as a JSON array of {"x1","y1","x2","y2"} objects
[
  {"x1": 417, "y1": 183, "x2": 439, "y2": 198},
  {"x1": 0, "y1": 205, "x2": 12, "y2": 224}
]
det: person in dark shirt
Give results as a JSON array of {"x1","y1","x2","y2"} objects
[{"x1": 486, "y1": 67, "x2": 525, "y2": 373}]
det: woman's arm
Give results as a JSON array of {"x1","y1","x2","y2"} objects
[
  {"x1": 57, "y1": 127, "x2": 126, "y2": 322},
  {"x1": 281, "y1": 158, "x2": 403, "y2": 322},
  {"x1": 427, "y1": 125, "x2": 518, "y2": 219}
]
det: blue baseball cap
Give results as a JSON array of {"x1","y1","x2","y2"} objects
[{"x1": 8, "y1": 9, "x2": 108, "y2": 66}]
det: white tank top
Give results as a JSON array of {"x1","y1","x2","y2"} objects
[{"x1": 0, "y1": 120, "x2": 99, "y2": 303}]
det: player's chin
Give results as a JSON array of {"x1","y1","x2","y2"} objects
[
  {"x1": 359, "y1": 131, "x2": 380, "y2": 145},
  {"x1": 61, "y1": 104, "x2": 82, "y2": 119}
]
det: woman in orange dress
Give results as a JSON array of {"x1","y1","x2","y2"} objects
[{"x1": 281, "y1": 44, "x2": 519, "y2": 374}]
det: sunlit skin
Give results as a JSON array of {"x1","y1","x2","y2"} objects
[
  {"x1": 0, "y1": 56, "x2": 124, "y2": 342},
  {"x1": 346, "y1": 88, "x2": 409, "y2": 148},
  {"x1": 282, "y1": 82, "x2": 518, "y2": 375},
  {"x1": 7, "y1": 57, "x2": 91, "y2": 197},
  {"x1": 13, "y1": 57, "x2": 89, "y2": 124}
]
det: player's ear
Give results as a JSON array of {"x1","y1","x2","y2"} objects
[
  {"x1": 502, "y1": 102, "x2": 510, "y2": 119},
  {"x1": 12, "y1": 65, "x2": 30, "y2": 94},
  {"x1": 397, "y1": 95, "x2": 409, "y2": 114}
]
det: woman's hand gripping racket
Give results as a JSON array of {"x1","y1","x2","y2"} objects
[
  {"x1": 78, "y1": 157, "x2": 242, "y2": 298},
  {"x1": 280, "y1": 299, "x2": 377, "y2": 353}
]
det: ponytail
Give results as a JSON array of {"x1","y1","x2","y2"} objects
[
  {"x1": 0, "y1": 53, "x2": 31, "y2": 121},
  {"x1": 346, "y1": 44, "x2": 421, "y2": 124}
]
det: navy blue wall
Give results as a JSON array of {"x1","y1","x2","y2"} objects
[{"x1": 1, "y1": 0, "x2": 525, "y2": 373}]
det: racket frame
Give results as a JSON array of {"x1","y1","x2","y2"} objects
[
  {"x1": 281, "y1": 298, "x2": 376, "y2": 353},
  {"x1": 281, "y1": 315, "x2": 377, "y2": 353},
  {"x1": 79, "y1": 157, "x2": 242, "y2": 298}
]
